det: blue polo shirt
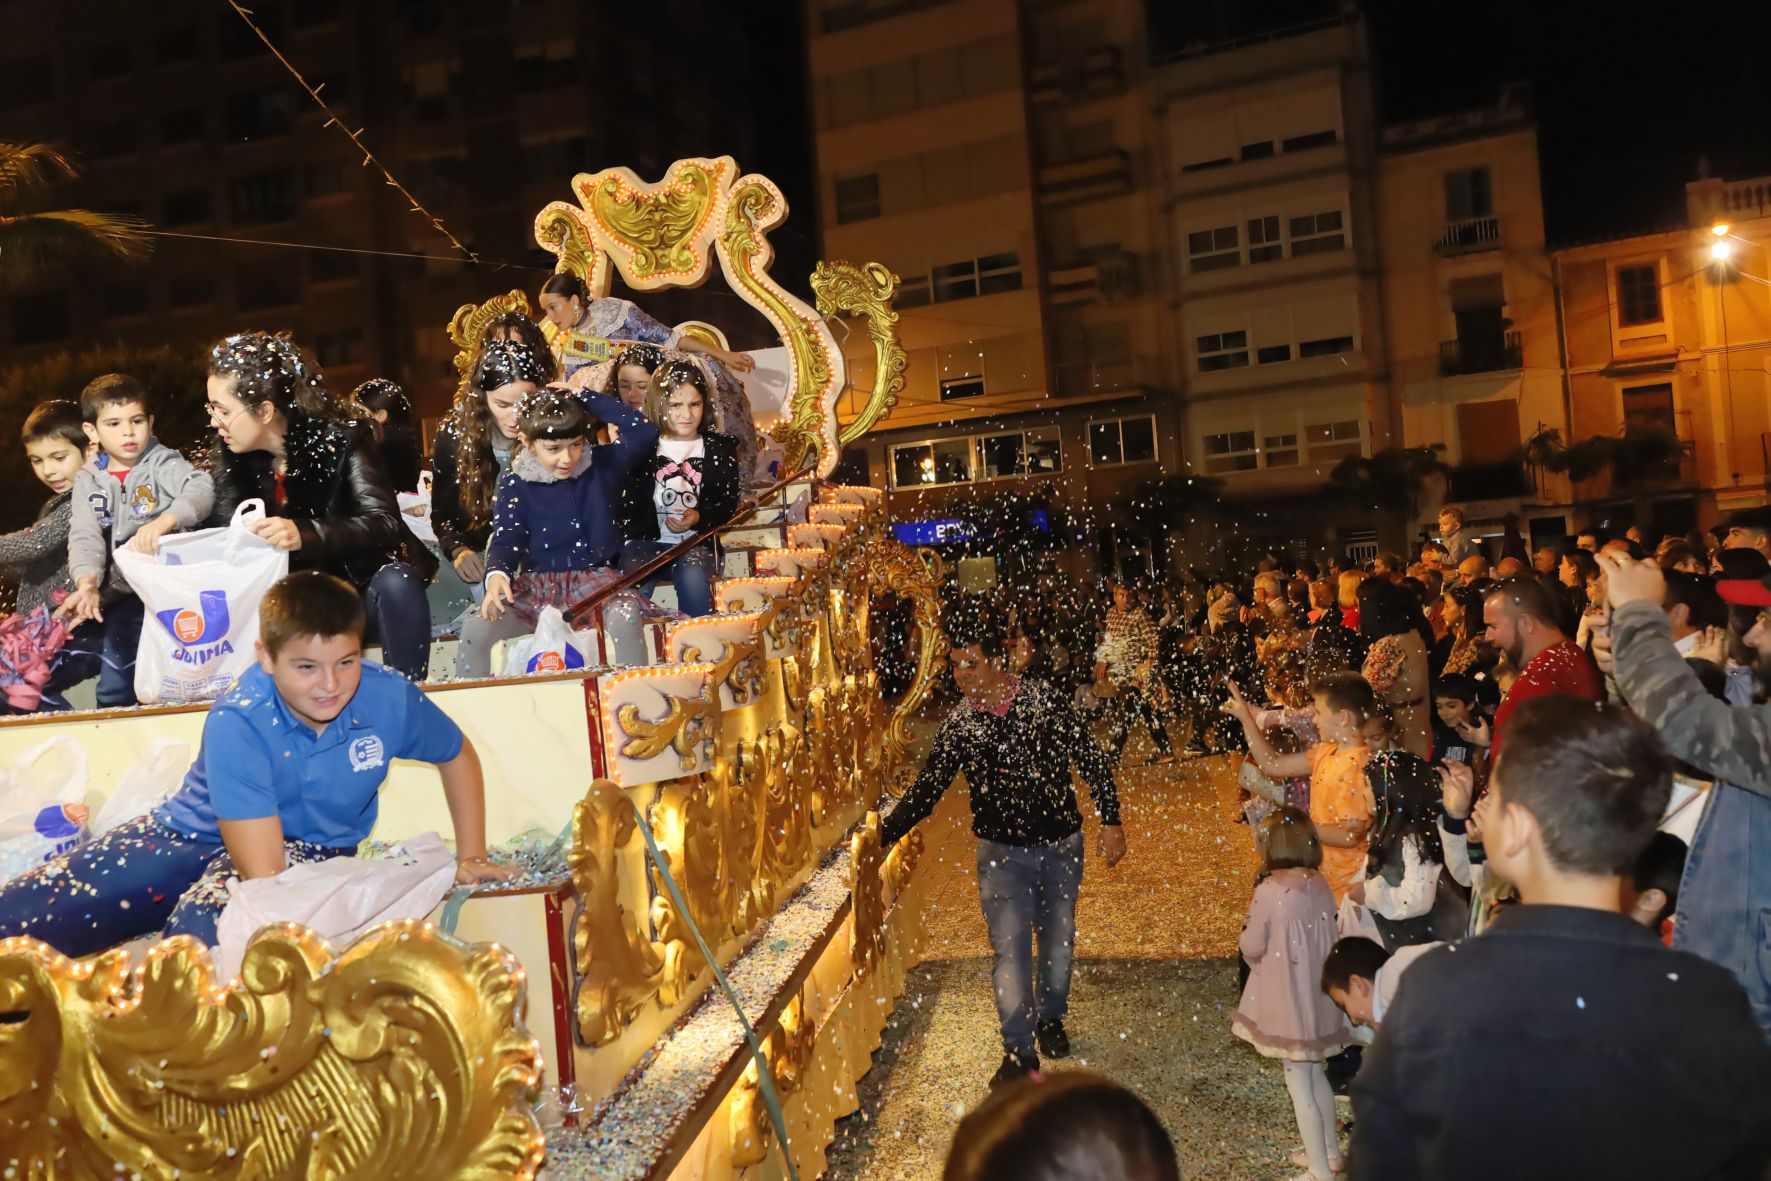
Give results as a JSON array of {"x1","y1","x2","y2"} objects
[{"x1": 155, "y1": 662, "x2": 464, "y2": 847}]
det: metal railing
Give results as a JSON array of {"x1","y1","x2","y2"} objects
[
  {"x1": 1439, "y1": 330, "x2": 1522, "y2": 375},
  {"x1": 566, "y1": 465, "x2": 817, "y2": 628},
  {"x1": 1434, "y1": 215, "x2": 1501, "y2": 254}
]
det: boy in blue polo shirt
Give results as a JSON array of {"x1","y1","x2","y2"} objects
[{"x1": 0, "y1": 571, "x2": 511, "y2": 957}]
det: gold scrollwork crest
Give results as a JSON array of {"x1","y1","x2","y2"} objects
[
  {"x1": 0, "y1": 925, "x2": 543, "y2": 1179},
  {"x1": 811, "y1": 259, "x2": 907, "y2": 446},
  {"x1": 447, "y1": 288, "x2": 533, "y2": 399},
  {"x1": 616, "y1": 691, "x2": 720, "y2": 771},
  {"x1": 570, "y1": 780, "x2": 663, "y2": 1046},
  {"x1": 648, "y1": 774, "x2": 728, "y2": 1005}
]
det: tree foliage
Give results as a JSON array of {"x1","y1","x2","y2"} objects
[{"x1": 0, "y1": 142, "x2": 150, "y2": 289}]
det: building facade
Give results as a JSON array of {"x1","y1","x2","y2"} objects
[
  {"x1": 804, "y1": 0, "x2": 1182, "y2": 578},
  {"x1": 0, "y1": 0, "x2": 768, "y2": 420}
]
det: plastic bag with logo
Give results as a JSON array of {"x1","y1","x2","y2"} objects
[
  {"x1": 498, "y1": 605, "x2": 594, "y2": 676},
  {"x1": 114, "y1": 498, "x2": 290, "y2": 704},
  {"x1": 397, "y1": 469, "x2": 437, "y2": 545},
  {"x1": 0, "y1": 737, "x2": 89, "y2": 886}
]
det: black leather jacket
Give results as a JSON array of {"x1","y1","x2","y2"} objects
[
  {"x1": 617, "y1": 429, "x2": 744, "y2": 543},
  {"x1": 209, "y1": 418, "x2": 436, "y2": 590},
  {"x1": 428, "y1": 416, "x2": 493, "y2": 564}
]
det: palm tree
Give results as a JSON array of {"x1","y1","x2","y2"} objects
[
  {"x1": 1531, "y1": 425, "x2": 1692, "y2": 534},
  {"x1": 1325, "y1": 444, "x2": 1451, "y2": 549},
  {"x1": 0, "y1": 142, "x2": 149, "y2": 288}
]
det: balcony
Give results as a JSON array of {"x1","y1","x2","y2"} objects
[
  {"x1": 1029, "y1": 61, "x2": 1064, "y2": 106},
  {"x1": 1439, "y1": 331, "x2": 1522, "y2": 376},
  {"x1": 1434, "y1": 215, "x2": 1501, "y2": 255},
  {"x1": 1051, "y1": 353, "x2": 1157, "y2": 398},
  {"x1": 1077, "y1": 46, "x2": 1127, "y2": 98},
  {"x1": 1046, "y1": 250, "x2": 1141, "y2": 305},
  {"x1": 1037, "y1": 148, "x2": 1133, "y2": 207}
]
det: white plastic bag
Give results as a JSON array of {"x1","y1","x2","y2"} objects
[
  {"x1": 499, "y1": 605, "x2": 594, "y2": 675},
  {"x1": 92, "y1": 738, "x2": 193, "y2": 836},
  {"x1": 0, "y1": 738, "x2": 90, "y2": 885},
  {"x1": 114, "y1": 499, "x2": 290, "y2": 704},
  {"x1": 397, "y1": 470, "x2": 437, "y2": 544},
  {"x1": 212, "y1": 832, "x2": 458, "y2": 978}
]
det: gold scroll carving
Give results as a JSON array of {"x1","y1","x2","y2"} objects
[{"x1": 570, "y1": 780, "x2": 663, "y2": 1046}]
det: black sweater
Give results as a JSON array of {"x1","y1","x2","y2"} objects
[
  {"x1": 617, "y1": 430, "x2": 744, "y2": 542},
  {"x1": 881, "y1": 677, "x2": 1120, "y2": 848}
]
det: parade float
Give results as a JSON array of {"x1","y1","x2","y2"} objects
[{"x1": 0, "y1": 157, "x2": 944, "y2": 1180}]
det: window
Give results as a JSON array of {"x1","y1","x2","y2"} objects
[
  {"x1": 1204, "y1": 430, "x2": 1258, "y2": 473},
  {"x1": 12, "y1": 294, "x2": 70, "y2": 345},
  {"x1": 1289, "y1": 210, "x2": 1345, "y2": 256},
  {"x1": 88, "y1": 45, "x2": 131, "y2": 81},
  {"x1": 977, "y1": 433, "x2": 1025, "y2": 478},
  {"x1": 896, "y1": 272, "x2": 931, "y2": 308},
  {"x1": 1616, "y1": 265, "x2": 1662, "y2": 327},
  {"x1": 1187, "y1": 225, "x2": 1239, "y2": 272},
  {"x1": 1306, "y1": 420, "x2": 1362, "y2": 461},
  {"x1": 1299, "y1": 335, "x2": 1354, "y2": 358},
  {"x1": 1240, "y1": 141, "x2": 1275, "y2": 161},
  {"x1": 405, "y1": 59, "x2": 458, "y2": 121},
  {"x1": 1444, "y1": 166, "x2": 1494, "y2": 221},
  {"x1": 163, "y1": 188, "x2": 211, "y2": 226},
  {"x1": 1282, "y1": 130, "x2": 1337, "y2": 153},
  {"x1": 1088, "y1": 415, "x2": 1157, "y2": 466},
  {"x1": 310, "y1": 250, "x2": 361, "y2": 283},
  {"x1": 932, "y1": 260, "x2": 978, "y2": 303},
  {"x1": 231, "y1": 171, "x2": 295, "y2": 224},
  {"x1": 220, "y1": 9, "x2": 278, "y2": 59},
  {"x1": 315, "y1": 328, "x2": 365, "y2": 368},
  {"x1": 514, "y1": 39, "x2": 578, "y2": 91},
  {"x1": 1027, "y1": 429, "x2": 1061, "y2": 473},
  {"x1": 225, "y1": 89, "x2": 291, "y2": 140},
  {"x1": 87, "y1": 124, "x2": 136, "y2": 159},
  {"x1": 890, "y1": 439, "x2": 971, "y2": 488},
  {"x1": 887, "y1": 429, "x2": 1059, "y2": 488},
  {"x1": 1257, "y1": 344, "x2": 1291, "y2": 364},
  {"x1": 940, "y1": 373, "x2": 985, "y2": 401},
  {"x1": 236, "y1": 263, "x2": 298, "y2": 312},
  {"x1": 977, "y1": 252, "x2": 1022, "y2": 296},
  {"x1": 304, "y1": 162, "x2": 349, "y2": 199},
  {"x1": 835, "y1": 174, "x2": 880, "y2": 224},
  {"x1": 1180, "y1": 156, "x2": 1233, "y2": 173},
  {"x1": 1196, "y1": 330, "x2": 1249, "y2": 372},
  {"x1": 161, "y1": 108, "x2": 205, "y2": 146},
  {"x1": 168, "y1": 274, "x2": 216, "y2": 309},
  {"x1": 1263, "y1": 431, "x2": 1299, "y2": 467},
  {"x1": 1623, "y1": 383, "x2": 1676, "y2": 435},
  {"x1": 1248, "y1": 215, "x2": 1282, "y2": 264}
]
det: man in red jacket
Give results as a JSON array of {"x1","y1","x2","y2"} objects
[{"x1": 1482, "y1": 576, "x2": 1603, "y2": 763}]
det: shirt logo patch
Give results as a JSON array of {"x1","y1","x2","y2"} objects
[
  {"x1": 130, "y1": 484, "x2": 159, "y2": 518},
  {"x1": 348, "y1": 735, "x2": 386, "y2": 773}
]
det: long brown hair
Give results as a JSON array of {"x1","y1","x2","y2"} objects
[{"x1": 454, "y1": 340, "x2": 550, "y2": 530}]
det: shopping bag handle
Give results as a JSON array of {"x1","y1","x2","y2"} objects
[{"x1": 225, "y1": 498, "x2": 269, "y2": 559}]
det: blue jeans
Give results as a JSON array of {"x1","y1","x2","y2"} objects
[
  {"x1": 364, "y1": 561, "x2": 430, "y2": 680},
  {"x1": 0, "y1": 815, "x2": 355, "y2": 957},
  {"x1": 96, "y1": 594, "x2": 146, "y2": 707},
  {"x1": 975, "y1": 830, "x2": 1085, "y2": 1057},
  {"x1": 619, "y1": 539, "x2": 717, "y2": 617}
]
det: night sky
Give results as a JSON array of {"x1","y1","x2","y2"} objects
[{"x1": 1158, "y1": 0, "x2": 1771, "y2": 244}]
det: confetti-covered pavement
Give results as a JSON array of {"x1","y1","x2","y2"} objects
[{"x1": 825, "y1": 747, "x2": 1330, "y2": 1180}]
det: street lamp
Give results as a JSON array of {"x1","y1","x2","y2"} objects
[{"x1": 1711, "y1": 239, "x2": 1735, "y2": 262}]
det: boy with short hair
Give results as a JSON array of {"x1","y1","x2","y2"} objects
[
  {"x1": 1348, "y1": 696, "x2": 1771, "y2": 1180},
  {"x1": 1430, "y1": 673, "x2": 1480, "y2": 767},
  {"x1": 63, "y1": 374, "x2": 215, "y2": 706},
  {"x1": 1321, "y1": 935, "x2": 1441, "y2": 1033},
  {"x1": 0, "y1": 570, "x2": 512, "y2": 956}
]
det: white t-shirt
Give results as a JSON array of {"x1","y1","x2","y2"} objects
[{"x1": 654, "y1": 436, "x2": 705, "y2": 543}]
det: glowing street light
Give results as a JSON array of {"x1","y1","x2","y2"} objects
[{"x1": 1712, "y1": 239, "x2": 1735, "y2": 262}]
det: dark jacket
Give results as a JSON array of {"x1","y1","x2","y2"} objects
[
  {"x1": 428, "y1": 416, "x2": 492, "y2": 564},
  {"x1": 617, "y1": 429, "x2": 743, "y2": 543},
  {"x1": 484, "y1": 393, "x2": 658, "y2": 578},
  {"x1": 881, "y1": 677, "x2": 1119, "y2": 848},
  {"x1": 209, "y1": 418, "x2": 435, "y2": 590},
  {"x1": 1350, "y1": 904, "x2": 1771, "y2": 1180}
]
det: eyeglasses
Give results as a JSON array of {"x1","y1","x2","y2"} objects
[{"x1": 205, "y1": 401, "x2": 247, "y2": 426}]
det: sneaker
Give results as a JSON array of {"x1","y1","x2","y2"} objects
[
  {"x1": 989, "y1": 1050, "x2": 1039, "y2": 1088},
  {"x1": 1035, "y1": 1020, "x2": 1071, "y2": 1059}
]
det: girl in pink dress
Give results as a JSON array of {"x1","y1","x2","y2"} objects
[{"x1": 1231, "y1": 807, "x2": 1353, "y2": 1180}]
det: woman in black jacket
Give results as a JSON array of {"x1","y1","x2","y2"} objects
[
  {"x1": 204, "y1": 331, "x2": 432, "y2": 680},
  {"x1": 617, "y1": 360, "x2": 742, "y2": 617}
]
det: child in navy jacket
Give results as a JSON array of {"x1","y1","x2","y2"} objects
[{"x1": 481, "y1": 388, "x2": 660, "y2": 667}]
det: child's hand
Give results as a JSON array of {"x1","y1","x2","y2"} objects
[
  {"x1": 481, "y1": 572, "x2": 513, "y2": 621},
  {"x1": 453, "y1": 549, "x2": 486, "y2": 585},
  {"x1": 125, "y1": 514, "x2": 175, "y2": 554},
  {"x1": 665, "y1": 507, "x2": 700, "y2": 534},
  {"x1": 1221, "y1": 678, "x2": 1249, "y2": 720},
  {"x1": 58, "y1": 584, "x2": 103, "y2": 625},
  {"x1": 1438, "y1": 760, "x2": 1475, "y2": 818},
  {"x1": 454, "y1": 855, "x2": 516, "y2": 886}
]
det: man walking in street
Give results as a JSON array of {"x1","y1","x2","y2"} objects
[{"x1": 882, "y1": 604, "x2": 1126, "y2": 1086}]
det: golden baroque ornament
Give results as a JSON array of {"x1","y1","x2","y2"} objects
[
  {"x1": 570, "y1": 780, "x2": 664, "y2": 1046},
  {"x1": 0, "y1": 925, "x2": 543, "y2": 1179},
  {"x1": 446, "y1": 288, "x2": 533, "y2": 399},
  {"x1": 616, "y1": 691, "x2": 720, "y2": 771},
  {"x1": 810, "y1": 260, "x2": 907, "y2": 446},
  {"x1": 648, "y1": 774, "x2": 729, "y2": 1006}
]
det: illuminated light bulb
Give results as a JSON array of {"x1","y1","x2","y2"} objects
[
  {"x1": 1712, "y1": 223, "x2": 1730, "y2": 237},
  {"x1": 1711, "y1": 240, "x2": 1734, "y2": 262}
]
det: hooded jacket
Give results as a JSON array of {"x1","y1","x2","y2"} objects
[
  {"x1": 484, "y1": 392, "x2": 658, "y2": 579},
  {"x1": 69, "y1": 439, "x2": 215, "y2": 585}
]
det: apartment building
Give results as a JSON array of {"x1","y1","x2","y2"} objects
[
  {"x1": 806, "y1": 0, "x2": 1180, "y2": 574},
  {"x1": 0, "y1": 0, "x2": 762, "y2": 418}
]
